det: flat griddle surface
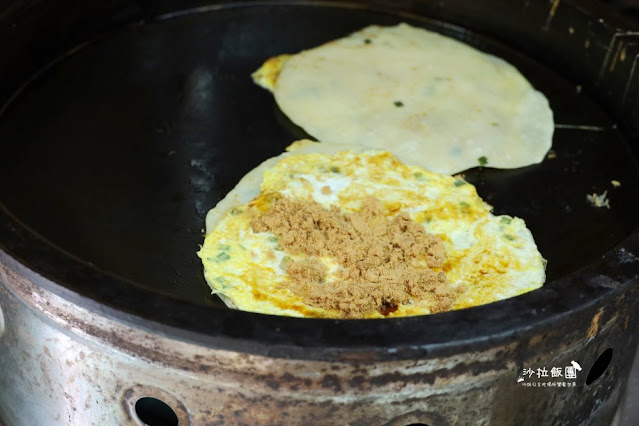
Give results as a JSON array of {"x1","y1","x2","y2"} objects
[{"x1": 1, "y1": 3, "x2": 638, "y2": 311}]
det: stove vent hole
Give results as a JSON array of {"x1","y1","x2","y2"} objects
[
  {"x1": 134, "y1": 397, "x2": 179, "y2": 426},
  {"x1": 586, "y1": 347, "x2": 613, "y2": 385}
]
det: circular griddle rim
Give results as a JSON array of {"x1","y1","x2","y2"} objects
[{"x1": 1, "y1": 0, "x2": 638, "y2": 361}]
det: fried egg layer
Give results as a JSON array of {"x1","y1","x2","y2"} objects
[
  {"x1": 252, "y1": 23, "x2": 554, "y2": 175},
  {"x1": 199, "y1": 149, "x2": 545, "y2": 318}
]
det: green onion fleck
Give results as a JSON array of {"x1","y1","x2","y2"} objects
[
  {"x1": 218, "y1": 244, "x2": 230, "y2": 251},
  {"x1": 394, "y1": 101, "x2": 404, "y2": 107},
  {"x1": 364, "y1": 38, "x2": 372, "y2": 44},
  {"x1": 491, "y1": 122, "x2": 499, "y2": 127},
  {"x1": 239, "y1": 244, "x2": 247, "y2": 251},
  {"x1": 280, "y1": 256, "x2": 291, "y2": 270},
  {"x1": 414, "y1": 172, "x2": 424, "y2": 179},
  {"x1": 214, "y1": 276, "x2": 232, "y2": 289},
  {"x1": 500, "y1": 217, "x2": 512, "y2": 225},
  {"x1": 329, "y1": 166, "x2": 340, "y2": 173},
  {"x1": 478, "y1": 156, "x2": 488, "y2": 166},
  {"x1": 230, "y1": 208, "x2": 243, "y2": 216},
  {"x1": 268, "y1": 236, "x2": 282, "y2": 250},
  {"x1": 216, "y1": 252, "x2": 231, "y2": 262},
  {"x1": 454, "y1": 179, "x2": 466, "y2": 187},
  {"x1": 503, "y1": 234, "x2": 516, "y2": 241},
  {"x1": 459, "y1": 201, "x2": 470, "y2": 210}
]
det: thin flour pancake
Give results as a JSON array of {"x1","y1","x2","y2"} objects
[
  {"x1": 252, "y1": 23, "x2": 554, "y2": 175},
  {"x1": 198, "y1": 140, "x2": 546, "y2": 318}
]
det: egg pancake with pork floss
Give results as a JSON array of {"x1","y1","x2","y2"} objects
[
  {"x1": 252, "y1": 23, "x2": 554, "y2": 174},
  {"x1": 198, "y1": 141, "x2": 545, "y2": 318}
]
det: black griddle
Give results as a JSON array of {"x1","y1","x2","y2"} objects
[{"x1": 1, "y1": 1, "x2": 639, "y2": 358}]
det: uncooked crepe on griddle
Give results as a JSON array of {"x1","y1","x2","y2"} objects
[{"x1": 252, "y1": 23, "x2": 554, "y2": 175}]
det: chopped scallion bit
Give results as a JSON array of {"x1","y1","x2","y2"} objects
[
  {"x1": 214, "y1": 276, "x2": 232, "y2": 289},
  {"x1": 216, "y1": 252, "x2": 231, "y2": 262},
  {"x1": 218, "y1": 244, "x2": 230, "y2": 251},
  {"x1": 478, "y1": 156, "x2": 488, "y2": 166},
  {"x1": 503, "y1": 234, "x2": 516, "y2": 241},
  {"x1": 280, "y1": 256, "x2": 291, "y2": 270},
  {"x1": 454, "y1": 179, "x2": 466, "y2": 187},
  {"x1": 364, "y1": 38, "x2": 372, "y2": 44},
  {"x1": 500, "y1": 217, "x2": 512, "y2": 224},
  {"x1": 394, "y1": 101, "x2": 404, "y2": 107},
  {"x1": 329, "y1": 166, "x2": 340, "y2": 173}
]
